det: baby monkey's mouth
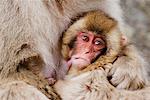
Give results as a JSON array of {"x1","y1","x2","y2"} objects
[
  {"x1": 70, "y1": 56, "x2": 91, "y2": 70},
  {"x1": 73, "y1": 57, "x2": 90, "y2": 63},
  {"x1": 73, "y1": 57, "x2": 90, "y2": 64}
]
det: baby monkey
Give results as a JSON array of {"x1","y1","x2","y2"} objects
[
  {"x1": 62, "y1": 10, "x2": 123, "y2": 76},
  {"x1": 55, "y1": 11, "x2": 150, "y2": 100},
  {"x1": 60, "y1": 11, "x2": 149, "y2": 90}
]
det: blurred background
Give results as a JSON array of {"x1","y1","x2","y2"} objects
[{"x1": 121, "y1": 0, "x2": 150, "y2": 63}]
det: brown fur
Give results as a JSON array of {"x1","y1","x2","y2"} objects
[{"x1": 86, "y1": 11, "x2": 117, "y2": 35}]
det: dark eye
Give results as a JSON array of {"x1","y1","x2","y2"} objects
[
  {"x1": 94, "y1": 40, "x2": 104, "y2": 45},
  {"x1": 81, "y1": 35, "x2": 89, "y2": 42}
]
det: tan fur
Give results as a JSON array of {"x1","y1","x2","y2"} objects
[
  {"x1": 55, "y1": 69, "x2": 150, "y2": 100},
  {"x1": 0, "y1": 81, "x2": 49, "y2": 100},
  {"x1": 0, "y1": 0, "x2": 132, "y2": 99},
  {"x1": 108, "y1": 44, "x2": 149, "y2": 90}
]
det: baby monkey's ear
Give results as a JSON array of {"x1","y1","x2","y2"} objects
[{"x1": 121, "y1": 34, "x2": 128, "y2": 46}]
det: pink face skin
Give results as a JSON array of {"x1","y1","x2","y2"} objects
[{"x1": 67, "y1": 31, "x2": 106, "y2": 70}]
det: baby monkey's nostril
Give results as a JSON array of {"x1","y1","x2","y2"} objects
[{"x1": 85, "y1": 52, "x2": 89, "y2": 54}]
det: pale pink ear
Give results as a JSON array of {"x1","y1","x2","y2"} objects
[{"x1": 121, "y1": 34, "x2": 128, "y2": 46}]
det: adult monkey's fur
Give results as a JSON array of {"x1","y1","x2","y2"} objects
[
  {"x1": 0, "y1": 0, "x2": 125, "y2": 99},
  {"x1": 55, "y1": 69, "x2": 150, "y2": 100}
]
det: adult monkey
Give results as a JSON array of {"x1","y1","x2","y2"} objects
[{"x1": 0, "y1": 0, "x2": 127, "y2": 99}]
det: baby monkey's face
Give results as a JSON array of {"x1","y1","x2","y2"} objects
[{"x1": 68, "y1": 31, "x2": 106, "y2": 70}]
